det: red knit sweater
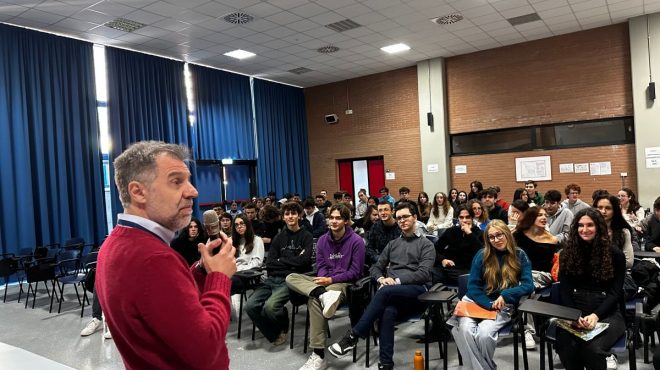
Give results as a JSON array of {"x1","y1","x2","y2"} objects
[{"x1": 97, "y1": 226, "x2": 231, "y2": 370}]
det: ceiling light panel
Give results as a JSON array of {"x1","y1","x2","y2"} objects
[
  {"x1": 224, "y1": 49, "x2": 256, "y2": 60},
  {"x1": 380, "y1": 43, "x2": 410, "y2": 54}
]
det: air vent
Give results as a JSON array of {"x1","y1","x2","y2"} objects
[
  {"x1": 104, "y1": 18, "x2": 146, "y2": 32},
  {"x1": 507, "y1": 13, "x2": 541, "y2": 26},
  {"x1": 317, "y1": 45, "x2": 339, "y2": 54},
  {"x1": 223, "y1": 12, "x2": 254, "y2": 25},
  {"x1": 288, "y1": 67, "x2": 313, "y2": 75},
  {"x1": 432, "y1": 13, "x2": 463, "y2": 25},
  {"x1": 325, "y1": 19, "x2": 361, "y2": 32}
]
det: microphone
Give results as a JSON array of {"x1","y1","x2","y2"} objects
[{"x1": 203, "y1": 210, "x2": 221, "y2": 241}]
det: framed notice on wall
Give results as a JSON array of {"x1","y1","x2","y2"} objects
[{"x1": 515, "y1": 155, "x2": 552, "y2": 182}]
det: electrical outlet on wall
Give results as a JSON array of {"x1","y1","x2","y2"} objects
[{"x1": 345, "y1": 109, "x2": 353, "y2": 115}]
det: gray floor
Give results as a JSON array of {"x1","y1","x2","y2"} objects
[{"x1": 0, "y1": 283, "x2": 655, "y2": 370}]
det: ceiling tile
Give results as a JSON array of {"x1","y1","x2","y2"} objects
[
  {"x1": 241, "y1": 1, "x2": 283, "y2": 17},
  {"x1": 266, "y1": 0, "x2": 309, "y2": 10},
  {"x1": 17, "y1": 8, "x2": 64, "y2": 24},
  {"x1": 286, "y1": 18, "x2": 318, "y2": 31},
  {"x1": 172, "y1": 10, "x2": 213, "y2": 25},
  {"x1": 334, "y1": 3, "x2": 373, "y2": 18},
  {"x1": 242, "y1": 19, "x2": 279, "y2": 32},
  {"x1": 152, "y1": 18, "x2": 190, "y2": 32},
  {"x1": 89, "y1": 1, "x2": 136, "y2": 17},
  {"x1": 34, "y1": 1, "x2": 79, "y2": 17},
  {"x1": 312, "y1": 0, "x2": 354, "y2": 10},
  {"x1": 123, "y1": 9, "x2": 165, "y2": 25},
  {"x1": 531, "y1": 0, "x2": 569, "y2": 11},
  {"x1": 0, "y1": 4, "x2": 27, "y2": 20},
  {"x1": 142, "y1": 2, "x2": 184, "y2": 17},
  {"x1": 289, "y1": 2, "x2": 327, "y2": 17}
]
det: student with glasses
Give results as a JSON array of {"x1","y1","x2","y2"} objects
[
  {"x1": 448, "y1": 220, "x2": 534, "y2": 370},
  {"x1": 328, "y1": 202, "x2": 435, "y2": 370},
  {"x1": 468, "y1": 199, "x2": 490, "y2": 231}
]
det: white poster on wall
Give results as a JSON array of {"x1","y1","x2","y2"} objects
[
  {"x1": 645, "y1": 147, "x2": 660, "y2": 158},
  {"x1": 427, "y1": 164, "x2": 439, "y2": 173},
  {"x1": 515, "y1": 156, "x2": 551, "y2": 181},
  {"x1": 559, "y1": 163, "x2": 574, "y2": 173},
  {"x1": 647, "y1": 158, "x2": 660, "y2": 169},
  {"x1": 574, "y1": 163, "x2": 589, "y2": 173},
  {"x1": 455, "y1": 165, "x2": 467, "y2": 174},
  {"x1": 589, "y1": 162, "x2": 612, "y2": 176},
  {"x1": 385, "y1": 172, "x2": 395, "y2": 180}
]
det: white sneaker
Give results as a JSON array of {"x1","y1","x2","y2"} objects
[
  {"x1": 319, "y1": 290, "x2": 342, "y2": 319},
  {"x1": 102, "y1": 313, "x2": 112, "y2": 340},
  {"x1": 80, "y1": 318, "x2": 102, "y2": 336},
  {"x1": 606, "y1": 354, "x2": 617, "y2": 370},
  {"x1": 524, "y1": 330, "x2": 536, "y2": 349},
  {"x1": 272, "y1": 332, "x2": 288, "y2": 346},
  {"x1": 298, "y1": 353, "x2": 327, "y2": 370}
]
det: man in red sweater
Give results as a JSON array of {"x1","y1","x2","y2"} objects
[{"x1": 96, "y1": 141, "x2": 236, "y2": 370}]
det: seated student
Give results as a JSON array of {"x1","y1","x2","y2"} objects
[
  {"x1": 562, "y1": 183, "x2": 591, "y2": 215},
  {"x1": 481, "y1": 187, "x2": 508, "y2": 223},
  {"x1": 243, "y1": 202, "x2": 265, "y2": 237},
  {"x1": 645, "y1": 196, "x2": 660, "y2": 252},
  {"x1": 493, "y1": 186, "x2": 509, "y2": 212},
  {"x1": 259, "y1": 204, "x2": 284, "y2": 251},
  {"x1": 433, "y1": 205, "x2": 483, "y2": 285},
  {"x1": 448, "y1": 220, "x2": 534, "y2": 370},
  {"x1": 513, "y1": 188, "x2": 530, "y2": 205},
  {"x1": 286, "y1": 204, "x2": 365, "y2": 370},
  {"x1": 327, "y1": 202, "x2": 435, "y2": 370},
  {"x1": 468, "y1": 199, "x2": 490, "y2": 231},
  {"x1": 508, "y1": 199, "x2": 530, "y2": 231},
  {"x1": 544, "y1": 190, "x2": 574, "y2": 244},
  {"x1": 353, "y1": 204, "x2": 379, "y2": 237},
  {"x1": 365, "y1": 200, "x2": 400, "y2": 265},
  {"x1": 417, "y1": 191, "x2": 431, "y2": 224},
  {"x1": 219, "y1": 212, "x2": 233, "y2": 236},
  {"x1": 618, "y1": 188, "x2": 645, "y2": 232},
  {"x1": 170, "y1": 217, "x2": 207, "y2": 266},
  {"x1": 427, "y1": 192, "x2": 454, "y2": 235},
  {"x1": 468, "y1": 180, "x2": 483, "y2": 201},
  {"x1": 229, "y1": 214, "x2": 265, "y2": 315},
  {"x1": 555, "y1": 208, "x2": 626, "y2": 370},
  {"x1": 245, "y1": 202, "x2": 313, "y2": 346},
  {"x1": 302, "y1": 198, "x2": 328, "y2": 238},
  {"x1": 513, "y1": 206, "x2": 559, "y2": 349},
  {"x1": 594, "y1": 194, "x2": 634, "y2": 269},
  {"x1": 525, "y1": 180, "x2": 544, "y2": 206}
]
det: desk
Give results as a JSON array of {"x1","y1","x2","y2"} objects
[
  {"x1": 0, "y1": 342, "x2": 74, "y2": 369},
  {"x1": 634, "y1": 251, "x2": 660, "y2": 259},
  {"x1": 519, "y1": 300, "x2": 582, "y2": 370},
  {"x1": 418, "y1": 289, "x2": 456, "y2": 370}
]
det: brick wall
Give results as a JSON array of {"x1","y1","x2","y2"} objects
[
  {"x1": 450, "y1": 144, "x2": 638, "y2": 204},
  {"x1": 446, "y1": 23, "x2": 633, "y2": 134},
  {"x1": 304, "y1": 66, "x2": 422, "y2": 197}
]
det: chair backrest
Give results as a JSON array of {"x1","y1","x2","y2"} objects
[
  {"x1": 0, "y1": 257, "x2": 19, "y2": 278},
  {"x1": 457, "y1": 273, "x2": 469, "y2": 299},
  {"x1": 550, "y1": 282, "x2": 561, "y2": 305}
]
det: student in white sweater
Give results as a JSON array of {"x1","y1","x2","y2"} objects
[
  {"x1": 230, "y1": 214, "x2": 265, "y2": 316},
  {"x1": 427, "y1": 192, "x2": 455, "y2": 235}
]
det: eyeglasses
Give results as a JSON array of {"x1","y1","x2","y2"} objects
[
  {"x1": 234, "y1": 222, "x2": 246, "y2": 228},
  {"x1": 488, "y1": 232, "x2": 505, "y2": 242},
  {"x1": 396, "y1": 214, "x2": 413, "y2": 222},
  {"x1": 472, "y1": 207, "x2": 482, "y2": 211}
]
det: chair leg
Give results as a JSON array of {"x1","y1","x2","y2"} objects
[
  {"x1": 24, "y1": 284, "x2": 31, "y2": 309},
  {"x1": 73, "y1": 283, "x2": 82, "y2": 306},
  {"x1": 513, "y1": 323, "x2": 519, "y2": 370},
  {"x1": 237, "y1": 293, "x2": 245, "y2": 340},
  {"x1": 424, "y1": 314, "x2": 430, "y2": 370},
  {"x1": 303, "y1": 308, "x2": 310, "y2": 353},
  {"x1": 50, "y1": 280, "x2": 59, "y2": 313},
  {"x1": 56, "y1": 281, "x2": 64, "y2": 313},
  {"x1": 521, "y1": 324, "x2": 529, "y2": 370},
  {"x1": 290, "y1": 305, "x2": 296, "y2": 349},
  {"x1": 3, "y1": 280, "x2": 8, "y2": 303},
  {"x1": 80, "y1": 288, "x2": 86, "y2": 318},
  {"x1": 18, "y1": 281, "x2": 23, "y2": 303},
  {"x1": 547, "y1": 343, "x2": 554, "y2": 370},
  {"x1": 251, "y1": 322, "x2": 256, "y2": 341}
]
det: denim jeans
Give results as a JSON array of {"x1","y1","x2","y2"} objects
[
  {"x1": 352, "y1": 284, "x2": 426, "y2": 365},
  {"x1": 245, "y1": 276, "x2": 290, "y2": 342}
]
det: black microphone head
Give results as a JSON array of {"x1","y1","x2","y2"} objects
[{"x1": 203, "y1": 210, "x2": 221, "y2": 239}]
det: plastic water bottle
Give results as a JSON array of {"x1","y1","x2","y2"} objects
[{"x1": 414, "y1": 350, "x2": 424, "y2": 370}]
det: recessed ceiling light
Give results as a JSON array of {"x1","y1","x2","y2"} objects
[
  {"x1": 223, "y1": 49, "x2": 256, "y2": 60},
  {"x1": 380, "y1": 43, "x2": 410, "y2": 54}
]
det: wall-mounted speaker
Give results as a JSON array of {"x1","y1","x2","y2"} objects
[
  {"x1": 649, "y1": 82, "x2": 656, "y2": 101},
  {"x1": 324, "y1": 114, "x2": 339, "y2": 124}
]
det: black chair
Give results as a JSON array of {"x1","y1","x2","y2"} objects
[
  {"x1": 1, "y1": 253, "x2": 23, "y2": 302},
  {"x1": 418, "y1": 285, "x2": 458, "y2": 370},
  {"x1": 288, "y1": 290, "x2": 311, "y2": 350},
  {"x1": 51, "y1": 251, "x2": 85, "y2": 315},
  {"x1": 23, "y1": 257, "x2": 57, "y2": 310},
  {"x1": 232, "y1": 268, "x2": 263, "y2": 339}
]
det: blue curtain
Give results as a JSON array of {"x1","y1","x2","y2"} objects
[
  {"x1": 105, "y1": 47, "x2": 190, "y2": 223},
  {"x1": 252, "y1": 78, "x2": 311, "y2": 198},
  {"x1": 0, "y1": 24, "x2": 106, "y2": 256},
  {"x1": 190, "y1": 64, "x2": 255, "y2": 160}
]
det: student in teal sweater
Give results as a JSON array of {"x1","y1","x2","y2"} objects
[{"x1": 449, "y1": 220, "x2": 534, "y2": 370}]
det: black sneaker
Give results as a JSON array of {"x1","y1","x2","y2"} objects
[
  {"x1": 378, "y1": 363, "x2": 394, "y2": 370},
  {"x1": 328, "y1": 330, "x2": 359, "y2": 358}
]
